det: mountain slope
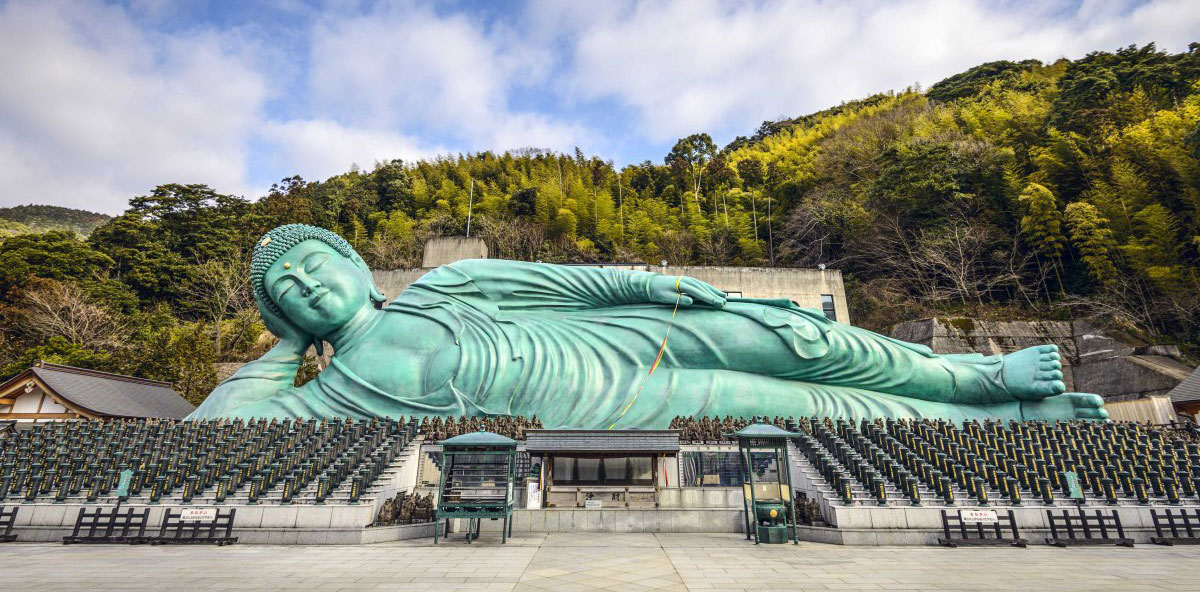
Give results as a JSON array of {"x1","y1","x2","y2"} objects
[{"x1": 0, "y1": 204, "x2": 111, "y2": 236}]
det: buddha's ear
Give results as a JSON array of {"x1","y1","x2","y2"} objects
[{"x1": 349, "y1": 252, "x2": 387, "y2": 307}]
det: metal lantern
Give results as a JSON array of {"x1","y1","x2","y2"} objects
[{"x1": 730, "y1": 423, "x2": 800, "y2": 545}]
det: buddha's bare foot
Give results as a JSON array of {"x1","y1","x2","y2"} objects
[
  {"x1": 1020, "y1": 392, "x2": 1107, "y2": 421},
  {"x1": 1001, "y1": 345, "x2": 1065, "y2": 401}
]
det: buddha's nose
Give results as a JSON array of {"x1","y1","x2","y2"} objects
[{"x1": 299, "y1": 276, "x2": 321, "y2": 296}]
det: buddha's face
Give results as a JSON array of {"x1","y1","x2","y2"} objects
[{"x1": 264, "y1": 239, "x2": 371, "y2": 337}]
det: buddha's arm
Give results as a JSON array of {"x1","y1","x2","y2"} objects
[
  {"x1": 188, "y1": 342, "x2": 305, "y2": 419},
  {"x1": 409, "y1": 259, "x2": 662, "y2": 310}
]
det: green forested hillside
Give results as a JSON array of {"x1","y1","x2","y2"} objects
[
  {"x1": 0, "y1": 217, "x2": 30, "y2": 238},
  {"x1": 0, "y1": 204, "x2": 110, "y2": 236},
  {"x1": 1, "y1": 42, "x2": 1197, "y2": 402}
]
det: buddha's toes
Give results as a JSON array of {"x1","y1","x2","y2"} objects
[
  {"x1": 1001, "y1": 344, "x2": 1065, "y2": 401},
  {"x1": 1021, "y1": 392, "x2": 1108, "y2": 421}
]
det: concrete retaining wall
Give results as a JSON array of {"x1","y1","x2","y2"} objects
[
  {"x1": 14, "y1": 522, "x2": 434, "y2": 545},
  {"x1": 12, "y1": 499, "x2": 1184, "y2": 545},
  {"x1": 824, "y1": 502, "x2": 1192, "y2": 545},
  {"x1": 891, "y1": 318, "x2": 1191, "y2": 401},
  {"x1": 7, "y1": 502, "x2": 433, "y2": 544},
  {"x1": 470, "y1": 508, "x2": 746, "y2": 533},
  {"x1": 657, "y1": 487, "x2": 742, "y2": 508}
]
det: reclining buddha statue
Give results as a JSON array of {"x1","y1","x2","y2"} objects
[{"x1": 188, "y1": 224, "x2": 1108, "y2": 426}]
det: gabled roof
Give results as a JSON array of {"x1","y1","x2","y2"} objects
[
  {"x1": 0, "y1": 362, "x2": 195, "y2": 419},
  {"x1": 1168, "y1": 366, "x2": 1200, "y2": 405}
]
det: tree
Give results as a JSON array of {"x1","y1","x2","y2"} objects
[
  {"x1": 549, "y1": 208, "x2": 577, "y2": 242},
  {"x1": 125, "y1": 184, "x2": 253, "y2": 262},
  {"x1": 926, "y1": 59, "x2": 1042, "y2": 103},
  {"x1": 88, "y1": 214, "x2": 188, "y2": 302},
  {"x1": 177, "y1": 257, "x2": 256, "y2": 361},
  {"x1": 737, "y1": 159, "x2": 765, "y2": 188},
  {"x1": 1064, "y1": 202, "x2": 1119, "y2": 285},
  {"x1": 1017, "y1": 182, "x2": 1065, "y2": 294},
  {"x1": 911, "y1": 218, "x2": 1006, "y2": 307},
  {"x1": 1121, "y1": 204, "x2": 1189, "y2": 291},
  {"x1": 13, "y1": 280, "x2": 128, "y2": 348},
  {"x1": 0, "y1": 231, "x2": 113, "y2": 295},
  {"x1": 666, "y1": 133, "x2": 717, "y2": 210},
  {"x1": 373, "y1": 160, "x2": 415, "y2": 213}
]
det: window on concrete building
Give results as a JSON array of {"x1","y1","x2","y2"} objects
[
  {"x1": 821, "y1": 294, "x2": 837, "y2": 321},
  {"x1": 679, "y1": 452, "x2": 743, "y2": 487},
  {"x1": 552, "y1": 455, "x2": 655, "y2": 486}
]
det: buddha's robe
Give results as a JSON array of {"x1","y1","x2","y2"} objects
[{"x1": 189, "y1": 260, "x2": 1023, "y2": 425}]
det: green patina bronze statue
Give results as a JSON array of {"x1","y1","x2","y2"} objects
[{"x1": 188, "y1": 224, "x2": 1108, "y2": 426}]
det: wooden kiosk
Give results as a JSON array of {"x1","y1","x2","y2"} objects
[{"x1": 433, "y1": 431, "x2": 518, "y2": 544}]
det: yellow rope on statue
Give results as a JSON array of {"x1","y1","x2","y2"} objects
[{"x1": 608, "y1": 276, "x2": 682, "y2": 429}]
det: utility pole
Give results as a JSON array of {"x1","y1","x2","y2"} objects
[
  {"x1": 618, "y1": 173, "x2": 624, "y2": 222},
  {"x1": 766, "y1": 194, "x2": 774, "y2": 266},
  {"x1": 466, "y1": 178, "x2": 474, "y2": 237}
]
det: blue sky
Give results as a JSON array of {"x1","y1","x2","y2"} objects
[{"x1": 0, "y1": 0, "x2": 1196, "y2": 214}]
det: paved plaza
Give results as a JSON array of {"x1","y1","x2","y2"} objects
[{"x1": 1, "y1": 533, "x2": 1198, "y2": 591}]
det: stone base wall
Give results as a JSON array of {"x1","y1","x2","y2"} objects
[
  {"x1": 13, "y1": 522, "x2": 434, "y2": 545},
  {"x1": 655, "y1": 487, "x2": 743, "y2": 509},
  {"x1": 469, "y1": 508, "x2": 747, "y2": 534},
  {"x1": 7, "y1": 501, "x2": 394, "y2": 544},
  {"x1": 823, "y1": 502, "x2": 1185, "y2": 545},
  {"x1": 12, "y1": 500, "x2": 1185, "y2": 545}
]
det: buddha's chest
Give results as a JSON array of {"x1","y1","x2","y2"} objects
[{"x1": 332, "y1": 314, "x2": 461, "y2": 396}]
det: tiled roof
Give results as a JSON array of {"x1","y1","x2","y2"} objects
[
  {"x1": 524, "y1": 429, "x2": 680, "y2": 453},
  {"x1": 27, "y1": 363, "x2": 195, "y2": 419},
  {"x1": 440, "y1": 431, "x2": 517, "y2": 447},
  {"x1": 1168, "y1": 366, "x2": 1200, "y2": 404},
  {"x1": 731, "y1": 423, "x2": 800, "y2": 439}
]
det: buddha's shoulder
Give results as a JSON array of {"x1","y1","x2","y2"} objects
[{"x1": 366, "y1": 312, "x2": 456, "y2": 349}]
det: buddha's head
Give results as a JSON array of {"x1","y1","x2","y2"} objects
[{"x1": 251, "y1": 224, "x2": 386, "y2": 338}]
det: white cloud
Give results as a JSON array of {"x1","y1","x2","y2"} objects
[
  {"x1": 562, "y1": 0, "x2": 1200, "y2": 144},
  {"x1": 259, "y1": 119, "x2": 438, "y2": 180},
  {"x1": 0, "y1": 0, "x2": 266, "y2": 214},
  {"x1": 1, "y1": 0, "x2": 1195, "y2": 214},
  {"x1": 304, "y1": 3, "x2": 594, "y2": 154}
]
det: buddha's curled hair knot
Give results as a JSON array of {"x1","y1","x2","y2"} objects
[{"x1": 251, "y1": 224, "x2": 363, "y2": 319}]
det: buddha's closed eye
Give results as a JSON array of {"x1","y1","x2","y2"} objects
[{"x1": 305, "y1": 253, "x2": 329, "y2": 273}]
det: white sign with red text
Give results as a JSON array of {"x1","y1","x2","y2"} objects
[
  {"x1": 959, "y1": 509, "x2": 998, "y2": 524},
  {"x1": 179, "y1": 508, "x2": 218, "y2": 522}
]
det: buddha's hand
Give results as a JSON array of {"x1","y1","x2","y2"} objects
[
  {"x1": 258, "y1": 299, "x2": 314, "y2": 356},
  {"x1": 648, "y1": 275, "x2": 727, "y2": 308}
]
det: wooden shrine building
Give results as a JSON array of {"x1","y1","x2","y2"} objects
[
  {"x1": 1168, "y1": 365, "x2": 1200, "y2": 420},
  {"x1": 0, "y1": 361, "x2": 194, "y2": 423}
]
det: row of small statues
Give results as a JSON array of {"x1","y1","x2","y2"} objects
[
  {"x1": 375, "y1": 491, "x2": 435, "y2": 525},
  {"x1": 669, "y1": 416, "x2": 790, "y2": 442},
  {"x1": 794, "y1": 495, "x2": 823, "y2": 526},
  {"x1": 419, "y1": 415, "x2": 545, "y2": 441}
]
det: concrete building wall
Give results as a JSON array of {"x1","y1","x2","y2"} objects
[
  {"x1": 420, "y1": 237, "x2": 487, "y2": 268},
  {"x1": 669, "y1": 266, "x2": 849, "y2": 324}
]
